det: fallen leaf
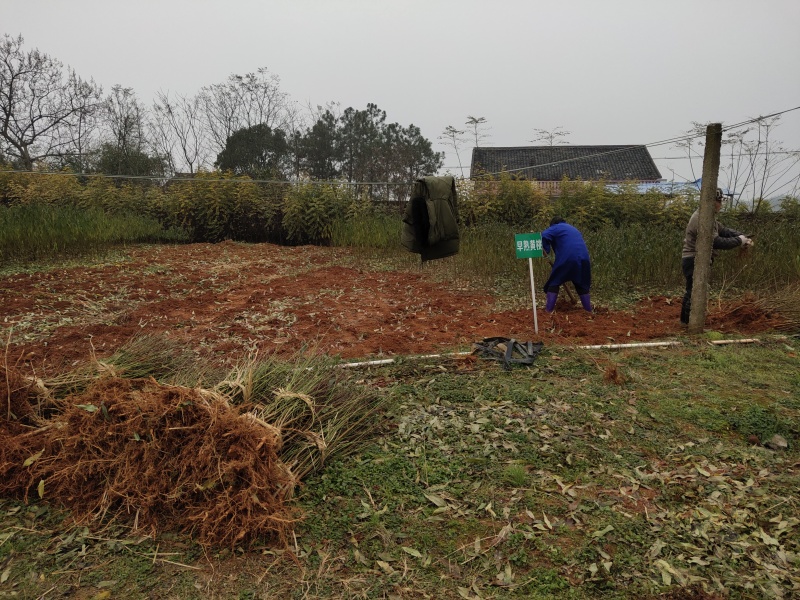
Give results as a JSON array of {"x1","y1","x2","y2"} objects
[
  {"x1": 591, "y1": 525, "x2": 614, "y2": 538},
  {"x1": 764, "y1": 434, "x2": 788, "y2": 451},
  {"x1": 424, "y1": 493, "x2": 447, "y2": 508},
  {"x1": 655, "y1": 559, "x2": 685, "y2": 585},
  {"x1": 23, "y1": 448, "x2": 44, "y2": 467},
  {"x1": 376, "y1": 560, "x2": 394, "y2": 574},
  {"x1": 757, "y1": 529, "x2": 779, "y2": 546},
  {"x1": 96, "y1": 580, "x2": 117, "y2": 588},
  {"x1": 648, "y1": 539, "x2": 666, "y2": 559}
]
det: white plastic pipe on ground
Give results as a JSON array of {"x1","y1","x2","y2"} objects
[
  {"x1": 334, "y1": 337, "x2": 765, "y2": 368},
  {"x1": 576, "y1": 341, "x2": 683, "y2": 350}
]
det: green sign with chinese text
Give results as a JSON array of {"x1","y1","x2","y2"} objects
[{"x1": 514, "y1": 232, "x2": 543, "y2": 259}]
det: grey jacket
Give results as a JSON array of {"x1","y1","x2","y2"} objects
[{"x1": 682, "y1": 209, "x2": 743, "y2": 259}]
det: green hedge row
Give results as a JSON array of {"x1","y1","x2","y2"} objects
[
  {"x1": 2, "y1": 168, "x2": 798, "y2": 248},
  {"x1": 0, "y1": 169, "x2": 379, "y2": 245}
]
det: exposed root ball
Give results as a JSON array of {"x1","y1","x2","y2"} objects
[
  {"x1": 0, "y1": 377, "x2": 296, "y2": 548},
  {"x1": 0, "y1": 366, "x2": 35, "y2": 426}
]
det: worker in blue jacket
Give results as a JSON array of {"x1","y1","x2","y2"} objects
[{"x1": 541, "y1": 217, "x2": 592, "y2": 312}]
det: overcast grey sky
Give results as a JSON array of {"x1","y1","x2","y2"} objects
[{"x1": 4, "y1": 0, "x2": 800, "y2": 189}]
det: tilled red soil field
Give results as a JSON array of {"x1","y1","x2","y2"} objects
[{"x1": 1, "y1": 241, "x2": 786, "y2": 372}]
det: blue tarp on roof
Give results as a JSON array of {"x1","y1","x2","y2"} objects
[{"x1": 606, "y1": 179, "x2": 735, "y2": 196}]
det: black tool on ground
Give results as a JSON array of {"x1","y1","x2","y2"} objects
[{"x1": 472, "y1": 337, "x2": 544, "y2": 370}]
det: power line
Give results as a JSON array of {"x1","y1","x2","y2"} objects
[
  {"x1": 440, "y1": 150, "x2": 799, "y2": 168},
  {"x1": 650, "y1": 151, "x2": 800, "y2": 160},
  {"x1": 470, "y1": 106, "x2": 800, "y2": 178},
  {"x1": 720, "y1": 106, "x2": 800, "y2": 132}
]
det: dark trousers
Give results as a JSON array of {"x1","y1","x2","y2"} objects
[
  {"x1": 681, "y1": 256, "x2": 694, "y2": 324},
  {"x1": 544, "y1": 283, "x2": 590, "y2": 295}
]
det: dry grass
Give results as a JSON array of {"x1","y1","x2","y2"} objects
[{"x1": 757, "y1": 283, "x2": 800, "y2": 333}]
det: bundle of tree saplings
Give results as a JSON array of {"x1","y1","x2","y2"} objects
[
  {"x1": 0, "y1": 336, "x2": 388, "y2": 548},
  {"x1": 215, "y1": 353, "x2": 391, "y2": 486},
  {"x1": 756, "y1": 283, "x2": 800, "y2": 334}
]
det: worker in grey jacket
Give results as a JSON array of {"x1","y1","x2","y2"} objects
[{"x1": 680, "y1": 189, "x2": 753, "y2": 324}]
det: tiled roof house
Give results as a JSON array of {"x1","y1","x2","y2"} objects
[{"x1": 470, "y1": 145, "x2": 663, "y2": 194}]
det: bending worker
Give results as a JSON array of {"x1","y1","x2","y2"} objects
[
  {"x1": 681, "y1": 188, "x2": 753, "y2": 325},
  {"x1": 541, "y1": 217, "x2": 592, "y2": 313}
]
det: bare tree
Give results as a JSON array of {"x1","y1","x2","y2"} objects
[
  {"x1": 529, "y1": 126, "x2": 571, "y2": 146},
  {"x1": 307, "y1": 100, "x2": 342, "y2": 123},
  {"x1": 200, "y1": 68, "x2": 291, "y2": 159},
  {"x1": 720, "y1": 115, "x2": 800, "y2": 211},
  {"x1": 675, "y1": 118, "x2": 800, "y2": 210},
  {"x1": 61, "y1": 90, "x2": 100, "y2": 173},
  {"x1": 199, "y1": 78, "x2": 241, "y2": 157},
  {"x1": 237, "y1": 69, "x2": 290, "y2": 130},
  {"x1": 465, "y1": 115, "x2": 490, "y2": 148},
  {"x1": 0, "y1": 34, "x2": 102, "y2": 170},
  {"x1": 151, "y1": 91, "x2": 208, "y2": 174},
  {"x1": 103, "y1": 85, "x2": 147, "y2": 152},
  {"x1": 672, "y1": 121, "x2": 706, "y2": 183},
  {"x1": 281, "y1": 99, "x2": 309, "y2": 180},
  {"x1": 438, "y1": 125, "x2": 466, "y2": 177},
  {"x1": 90, "y1": 85, "x2": 171, "y2": 177}
]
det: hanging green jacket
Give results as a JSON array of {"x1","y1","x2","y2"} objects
[{"x1": 401, "y1": 175, "x2": 460, "y2": 262}]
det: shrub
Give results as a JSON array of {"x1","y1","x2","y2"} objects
[
  {"x1": 4, "y1": 170, "x2": 83, "y2": 206},
  {"x1": 460, "y1": 174, "x2": 548, "y2": 225},
  {"x1": 779, "y1": 196, "x2": 800, "y2": 221},
  {"x1": 282, "y1": 182, "x2": 350, "y2": 244},
  {"x1": 168, "y1": 171, "x2": 277, "y2": 242}
]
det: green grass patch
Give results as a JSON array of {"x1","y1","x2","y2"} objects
[
  {"x1": 1, "y1": 304, "x2": 799, "y2": 598},
  {"x1": 0, "y1": 202, "x2": 187, "y2": 266}
]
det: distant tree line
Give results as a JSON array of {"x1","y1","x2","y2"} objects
[{"x1": 0, "y1": 34, "x2": 442, "y2": 184}]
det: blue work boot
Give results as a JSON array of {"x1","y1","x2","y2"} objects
[
  {"x1": 579, "y1": 293, "x2": 592, "y2": 312},
  {"x1": 545, "y1": 291, "x2": 558, "y2": 312}
]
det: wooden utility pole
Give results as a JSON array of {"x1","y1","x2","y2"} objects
[{"x1": 688, "y1": 123, "x2": 723, "y2": 333}]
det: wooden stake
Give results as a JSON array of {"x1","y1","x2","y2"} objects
[{"x1": 689, "y1": 123, "x2": 722, "y2": 334}]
